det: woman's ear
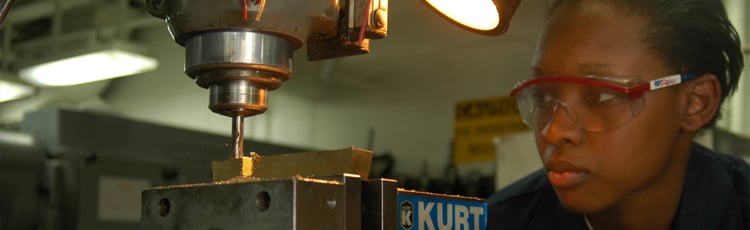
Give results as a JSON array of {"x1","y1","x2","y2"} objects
[{"x1": 681, "y1": 74, "x2": 721, "y2": 132}]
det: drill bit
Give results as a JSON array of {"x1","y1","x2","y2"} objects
[{"x1": 231, "y1": 114, "x2": 244, "y2": 159}]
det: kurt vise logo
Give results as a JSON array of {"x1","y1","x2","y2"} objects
[
  {"x1": 398, "y1": 193, "x2": 487, "y2": 230},
  {"x1": 400, "y1": 201, "x2": 415, "y2": 229}
]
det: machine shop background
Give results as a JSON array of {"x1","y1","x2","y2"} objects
[{"x1": 0, "y1": 0, "x2": 748, "y2": 229}]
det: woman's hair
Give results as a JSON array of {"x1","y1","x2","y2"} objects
[{"x1": 550, "y1": 0, "x2": 745, "y2": 128}]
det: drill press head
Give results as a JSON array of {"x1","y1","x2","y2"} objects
[
  {"x1": 186, "y1": 31, "x2": 293, "y2": 118},
  {"x1": 145, "y1": 0, "x2": 387, "y2": 158},
  {"x1": 146, "y1": 0, "x2": 387, "y2": 120}
]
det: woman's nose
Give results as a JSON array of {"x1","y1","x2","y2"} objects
[{"x1": 540, "y1": 103, "x2": 582, "y2": 146}]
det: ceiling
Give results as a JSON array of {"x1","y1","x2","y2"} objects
[{"x1": 0, "y1": 0, "x2": 551, "y2": 125}]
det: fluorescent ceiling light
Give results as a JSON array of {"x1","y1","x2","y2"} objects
[
  {"x1": 19, "y1": 49, "x2": 158, "y2": 87},
  {"x1": 425, "y1": 0, "x2": 500, "y2": 31},
  {"x1": 0, "y1": 129, "x2": 36, "y2": 147},
  {"x1": 0, "y1": 79, "x2": 34, "y2": 103}
]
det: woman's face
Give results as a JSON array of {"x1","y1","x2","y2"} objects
[{"x1": 532, "y1": 2, "x2": 688, "y2": 213}]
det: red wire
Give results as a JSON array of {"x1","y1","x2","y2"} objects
[
  {"x1": 243, "y1": 0, "x2": 249, "y2": 21},
  {"x1": 358, "y1": 0, "x2": 373, "y2": 46}
]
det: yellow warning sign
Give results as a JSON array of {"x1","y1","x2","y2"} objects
[{"x1": 453, "y1": 96, "x2": 528, "y2": 164}]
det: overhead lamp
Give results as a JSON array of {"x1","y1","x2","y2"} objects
[
  {"x1": 18, "y1": 43, "x2": 158, "y2": 87},
  {"x1": 0, "y1": 77, "x2": 34, "y2": 103},
  {"x1": 424, "y1": 0, "x2": 522, "y2": 35}
]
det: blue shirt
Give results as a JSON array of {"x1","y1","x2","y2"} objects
[{"x1": 486, "y1": 143, "x2": 750, "y2": 229}]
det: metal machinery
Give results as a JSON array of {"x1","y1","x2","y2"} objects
[
  {"x1": 144, "y1": 0, "x2": 388, "y2": 159},
  {"x1": 1, "y1": 107, "x2": 310, "y2": 229},
  {"x1": 139, "y1": 0, "x2": 489, "y2": 229}
]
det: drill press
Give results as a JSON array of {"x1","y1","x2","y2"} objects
[
  {"x1": 187, "y1": 31, "x2": 291, "y2": 159},
  {"x1": 145, "y1": 0, "x2": 388, "y2": 159}
]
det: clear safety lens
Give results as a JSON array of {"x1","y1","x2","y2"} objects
[{"x1": 515, "y1": 81, "x2": 644, "y2": 132}]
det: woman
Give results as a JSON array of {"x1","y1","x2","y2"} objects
[{"x1": 487, "y1": 0, "x2": 747, "y2": 229}]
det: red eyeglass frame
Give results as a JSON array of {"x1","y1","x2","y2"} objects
[{"x1": 509, "y1": 73, "x2": 697, "y2": 100}]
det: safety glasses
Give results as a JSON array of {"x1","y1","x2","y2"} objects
[{"x1": 510, "y1": 73, "x2": 697, "y2": 132}]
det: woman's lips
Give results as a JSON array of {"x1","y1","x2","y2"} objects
[{"x1": 546, "y1": 160, "x2": 589, "y2": 188}]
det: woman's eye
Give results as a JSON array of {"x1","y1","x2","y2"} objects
[
  {"x1": 597, "y1": 92, "x2": 616, "y2": 102},
  {"x1": 584, "y1": 90, "x2": 626, "y2": 105},
  {"x1": 531, "y1": 92, "x2": 553, "y2": 104}
]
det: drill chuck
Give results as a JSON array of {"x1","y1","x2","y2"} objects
[{"x1": 185, "y1": 31, "x2": 293, "y2": 117}]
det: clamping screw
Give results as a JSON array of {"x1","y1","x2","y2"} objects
[
  {"x1": 373, "y1": 9, "x2": 386, "y2": 29},
  {"x1": 146, "y1": 0, "x2": 167, "y2": 18}
]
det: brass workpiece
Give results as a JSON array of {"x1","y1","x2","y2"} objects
[
  {"x1": 211, "y1": 155, "x2": 257, "y2": 182},
  {"x1": 210, "y1": 147, "x2": 373, "y2": 182}
]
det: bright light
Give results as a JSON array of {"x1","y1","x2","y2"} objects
[
  {"x1": 19, "y1": 49, "x2": 158, "y2": 87},
  {"x1": 0, "y1": 79, "x2": 34, "y2": 102},
  {"x1": 0, "y1": 129, "x2": 36, "y2": 146},
  {"x1": 425, "y1": 0, "x2": 500, "y2": 31}
]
